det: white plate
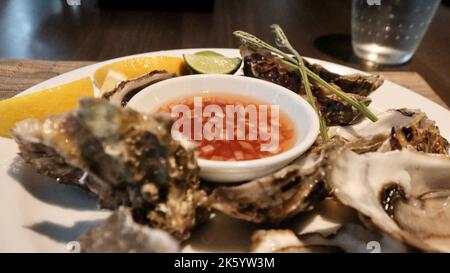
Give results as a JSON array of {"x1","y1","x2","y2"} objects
[{"x1": 1, "y1": 49, "x2": 449, "y2": 253}]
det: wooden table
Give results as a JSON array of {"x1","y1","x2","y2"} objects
[
  {"x1": 0, "y1": 0, "x2": 448, "y2": 106},
  {"x1": 0, "y1": 59, "x2": 447, "y2": 110}
]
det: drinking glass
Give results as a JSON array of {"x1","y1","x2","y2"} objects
[{"x1": 352, "y1": 0, "x2": 440, "y2": 64}]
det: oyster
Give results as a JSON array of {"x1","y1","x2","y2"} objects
[
  {"x1": 11, "y1": 114, "x2": 86, "y2": 187},
  {"x1": 240, "y1": 45, "x2": 381, "y2": 126},
  {"x1": 315, "y1": 92, "x2": 371, "y2": 126},
  {"x1": 387, "y1": 112, "x2": 449, "y2": 155},
  {"x1": 306, "y1": 61, "x2": 383, "y2": 96},
  {"x1": 250, "y1": 224, "x2": 407, "y2": 253},
  {"x1": 334, "y1": 109, "x2": 419, "y2": 141},
  {"x1": 335, "y1": 109, "x2": 449, "y2": 155},
  {"x1": 328, "y1": 148, "x2": 450, "y2": 252},
  {"x1": 102, "y1": 70, "x2": 175, "y2": 107},
  {"x1": 12, "y1": 98, "x2": 208, "y2": 240},
  {"x1": 208, "y1": 137, "x2": 345, "y2": 223},
  {"x1": 241, "y1": 45, "x2": 301, "y2": 92},
  {"x1": 209, "y1": 106, "x2": 448, "y2": 225},
  {"x1": 250, "y1": 229, "x2": 337, "y2": 253},
  {"x1": 79, "y1": 208, "x2": 179, "y2": 253},
  {"x1": 240, "y1": 45, "x2": 383, "y2": 96}
]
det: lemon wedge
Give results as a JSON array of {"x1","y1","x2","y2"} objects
[
  {"x1": 99, "y1": 70, "x2": 127, "y2": 95},
  {"x1": 0, "y1": 77, "x2": 94, "y2": 138},
  {"x1": 93, "y1": 56, "x2": 187, "y2": 88}
]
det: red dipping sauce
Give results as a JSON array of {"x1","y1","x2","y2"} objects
[{"x1": 157, "y1": 94, "x2": 296, "y2": 161}]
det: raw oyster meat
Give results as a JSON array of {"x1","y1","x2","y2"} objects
[
  {"x1": 12, "y1": 98, "x2": 208, "y2": 240},
  {"x1": 102, "y1": 70, "x2": 175, "y2": 107},
  {"x1": 79, "y1": 208, "x2": 179, "y2": 253},
  {"x1": 208, "y1": 137, "x2": 345, "y2": 223},
  {"x1": 328, "y1": 148, "x2": 450, "y2": 252}
]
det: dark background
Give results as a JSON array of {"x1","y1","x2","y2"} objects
[{"x1": 0, "y1": 0, "x2": 448, "y2": 104}]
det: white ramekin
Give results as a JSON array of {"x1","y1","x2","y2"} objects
[{"x1": 127, "y1": 74, "x2": 319, "y2": 183}]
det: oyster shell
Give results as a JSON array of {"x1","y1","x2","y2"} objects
[
  {"x1": 102, "y1": 70, "x2": 175, "y2": 107},
  {"x1": 241, "y1": 45, "x2": 301, "y2": 92},
  {"x1": 79, "y1": 207, "x2": 179, "y2": 253},
  {"x1": 240, "y1": 45, "x2": 383, "y2": 96},
  {"x1": 12, "y1": 98, "x2": 208, "y2": 240},
  {"x1": 208, "y1": 106, "x2": 448, "y2": 227},
  {"x1": 240, "y1": 45, "x2": 381, "y2": 126},
  {"x1": 250, "y1": 224, "x2": 407, "y2": 253},
  {"x1": 315, "y1": 92, "x2": 371, "y2": 126},
  {"x1": 309, "y1": 69, "x2": 383, "y2": 97},
  {"x1": 334, "y1": 109, "x2": 420, "y2": 141},
  {"x1": 328, "y1": 148, "x2": 450, "y2": 252},
  {"x1": 250, "y1": 229, "x2": 338, "y2": 253},
  {"x1": 387, "y1": 111, "x2": 449, "y2": 155},
  {"x1": 335, "y1": 109, "x2": 449, "y2": 155},
  {"x1": 208, "y1": 137, "x2": 345, "y2": 223}
]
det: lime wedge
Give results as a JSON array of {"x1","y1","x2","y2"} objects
[
  {"x1": 183, "y1": 54, "x2": 242, "y2": 74},
  {"x1": 194, "y1": 50, "x2": 224, "y2": 57}
]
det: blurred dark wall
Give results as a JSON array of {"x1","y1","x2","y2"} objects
[{"x1": 97, "y1": 0, "x2": 215, "y2": 12}]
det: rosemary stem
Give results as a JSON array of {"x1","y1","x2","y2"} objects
[
  {"x1": 232, "y1": 29, "x2": 378, "y2": 125},
  {"x1": 282, "y1": 60, "x2": 378, "y2": 122},
  {"x1": 305, "y1": 67, "x2": 378, "y2": 122},
  {"x1": 270, "y1": 24, "x2": 328, "y2": 141}
]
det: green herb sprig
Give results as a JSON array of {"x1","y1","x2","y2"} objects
[
  {"x1": 233, "y1": 28, "x2": 378, "y2": 141},
  {"x1": 270, "y1": 24, "x2": 328, "y2": 141}
]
